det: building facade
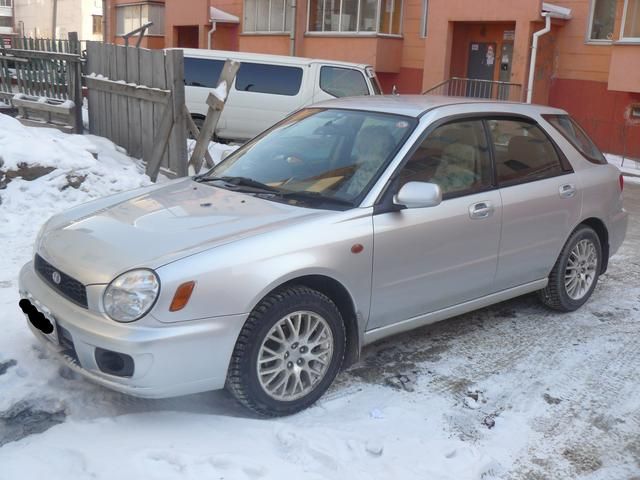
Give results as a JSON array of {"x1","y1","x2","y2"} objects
[
  {"x1": 104, "y1": 0, "x2": 639, "y2": 158},
  {"x1": 13, "y1": 0, "x2": 103, "y2": 42},
  {"x1": 0, "y1": 0, "x2": 15, "y2": 44}
]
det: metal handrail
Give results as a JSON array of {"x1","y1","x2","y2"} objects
[{"x1": 423, "y1": 77, "x2": 523, "y2": 102}]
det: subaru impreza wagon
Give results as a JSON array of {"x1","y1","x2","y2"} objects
[{"x1": 19, "y1": 95, "x2": 628, "y2": 416}]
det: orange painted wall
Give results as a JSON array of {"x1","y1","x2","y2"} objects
[{"x1": 239, "y1": 34, "x2": 290, "y2": 55}]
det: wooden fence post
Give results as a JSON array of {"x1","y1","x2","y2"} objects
[
  {"x1": 189, "y1": 59, "x2": 240, "y2": 173},
  {"x1": 68, "y1": 32, "x2": 83, "y2": 133}
]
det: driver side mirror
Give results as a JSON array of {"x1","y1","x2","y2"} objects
[{"x1": 394, "y1": 182, "x2": 442, "y2": 209}]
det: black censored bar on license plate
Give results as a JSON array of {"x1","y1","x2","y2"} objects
[{"x1": 19, "y1": 299, "x2": 54, "y2": 335}]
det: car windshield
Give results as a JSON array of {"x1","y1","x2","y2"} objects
[{"x1": 200, "y1": 108, "x2": 416, "y2": 208}]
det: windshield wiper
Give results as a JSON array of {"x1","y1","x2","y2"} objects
[
  {"x1": 195, "y1": 176, "x2": 281, "y2": 194},
  {"x1": 279, "y1": 191, "x2": 354, "y2": 208}
]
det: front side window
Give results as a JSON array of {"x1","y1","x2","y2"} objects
[
  {"x1": 543, "y1": 114, "x2": 607, "y2": 165},
  {"x1": 588, "y1": 0, "x2": 616, "y2": 41},
  {"x1": 184, "y1": 58, "x2": 225, "y2": 88},
  {"x1": 203, "y1": 109, "x2": 416, "y2": 207},
  {"x1": 488, "y1": 119, "x2": 565, "y2": 186},
  {"x1": 116, "y1": 4, "x2": 164, "y2": 36},
  {"x1": 398, "y1": 120, "x2": 492, "y2": 198},
  {"x1": 320, "y1": 66, "x2": 369, "y2": 97},
  {"x1": 622, "y1": 0, "x2": 640, "y2": 39},
  {"x1": 235, "y1": 63, "x2": 303, "y2": 96},
  {"x1": 308, "y1": 0, "x2": 401, "y2": 34},
  {"x1": 244, "y1": 0, "x2": 292, "y2": 33}
]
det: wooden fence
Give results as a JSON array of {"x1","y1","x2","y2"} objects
[
  {"x1": 85, "y1": 42, "x2": 187, "y2": 180},
  {"x1": 0, "y1": 33, "x2": 83, "y2": 131}
]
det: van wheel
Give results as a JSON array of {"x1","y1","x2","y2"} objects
[
  {"x1": 539, "y1": 226, "x2": 602, "y2": 312},
  {"x1": 226, "y1": 286, "x2": 345, "y2": 417}
]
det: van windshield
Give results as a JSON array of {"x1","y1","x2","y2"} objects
[{"x1": 199, "y1": 108, "x2": 416, "y2": 208}]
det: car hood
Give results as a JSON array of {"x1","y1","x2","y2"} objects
[{"x1": 37, "y1": 179, "x2": 329, "y2": 285}]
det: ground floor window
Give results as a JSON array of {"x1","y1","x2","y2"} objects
[
  {"x1": 244, "y1": 0, "x2": 292, "y2": 33},
  {"x1": 622, "y1": 0, "x2": 640, "y2": 39},
  {"x1": 308, "y1": 0, "x2": 401, "y2": 34},
  {"x1": 115, "y1": 4, "x2": 165, "y2": 36}
]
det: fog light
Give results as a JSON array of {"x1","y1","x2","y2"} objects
[{"x1": 95, "y1": 348, "x2": 134, "y2": 378}]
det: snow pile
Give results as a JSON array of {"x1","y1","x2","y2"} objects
[{"x1": 606, "y1": 153, "x2": 640, "y2": 184}]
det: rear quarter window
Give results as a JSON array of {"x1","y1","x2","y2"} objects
[
  {"x1": 320, "y1": 66, "x2": 370, "y2": 97},
  {"x1": 235, "y1": 63, "x2": 303, "y2": 96},
  {"x1": 543, "y1": 114, "x2": 607, "y2": 165}
]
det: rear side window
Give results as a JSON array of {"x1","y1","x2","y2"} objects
[
  {"x1": 184, "y1": 57, "x2": 224, "y2": 88},
  {"x1": 487, "y1": 119, "x2": 566, "y2": 186},
  {"x1": 235, "y1": 63, "x2": 303, "y2": 96},
  {"x1": 320, "y1": 66, "x2": 369, "y2": 97},
  {"x1": 543, "y1": 114, "x2": 607, "y2": 165}
]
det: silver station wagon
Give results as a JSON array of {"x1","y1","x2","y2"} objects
[{"x1": 19, "y1": 96, "x2": 628, "y2": 416}]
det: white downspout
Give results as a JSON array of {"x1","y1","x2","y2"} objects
[
  {"x1": 208, "y1": 21, "x2": 217, "y2": 50},
  {"x1": 289, "y1": 0, "x2": 297, "y2": 56},
  {"x1": 526, "y1": 13, "x2": 551, "y2": 104}
]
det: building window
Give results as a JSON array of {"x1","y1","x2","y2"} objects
[
  {"x1": 420, "y1": 0, "x2": 428, "y2": 37},
  {"x1": 622, "y1": 0, "x2": 640, "y2": 39},
  {"x1": 0, "y1": 0, "x2": 12, "y2": 7},
  {"x1": 93, "y1": 15, "x2": 103, "y2": 35},
  {"x1": 588, "y1": 0, "x2": 616, "y2": 41},
  {"x1": 0, "y1": 17, "x2": 11, "y2": 27},
  {"x1": 116, "y1": 4, "x2": 165, "y2": 36},
  {"x1": 308, "y1": 0, "x2": 402, "y2": 34},
  {"x1": 244, "y1": 0, "x2": 292, "y2": 32}
]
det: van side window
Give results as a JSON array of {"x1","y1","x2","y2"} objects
[
  {"x1": 320, "y1": 66, "x2": 369, "y2": 97},
  {"x1": 488, "y1": 119, "x2": 565, "y2": 186},
  {"x1": 398, "y1": 120, "x2": 492, "y2": 198},
  {"x1": 235, "y1": 63, "x2": 303, "y2": 96},
  {"x1": 184, "y1": 57, "x2": 225, "y2": 88}
]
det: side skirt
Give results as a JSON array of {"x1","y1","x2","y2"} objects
[{"x1": 363, "y1": 279, "x2": 548, "y2": 345}]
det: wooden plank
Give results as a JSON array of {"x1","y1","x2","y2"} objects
[
  {"x1": 151, "y1": 49, "x2": 168, "y2": 171},
  {"x1": 166, "y1": 49, "x2": 187, "y2": 177},
  {"x1": 12, "y1": 97, "x2": 74, "y2": 114},
  {"x1": 146, "y1": 100, "x2": 175, "y2": 182},
  {"x1": 5, "y1": 49, "x2": 82, "y2": 63},
  {"x1": 116, "y1": 45, "x2": 129, "y2": 151},
  {"x1": 86, "y1": 42, "x2": 98, "y2": 135},
  {"x1": 185, "y1": 106, "x2": 215, "y2": 169},
  {"x1": 139, "y1": 48, "x2": 156, "y2": 168},
  {"x1": 126, "y1": 46, "x2": 142, "y2": 158},
  {"x1": 108, "y1": 44, "x2": 119, "y2": 145},
  {"x1": 98, "y1": 44, "x2": 109, "y2": 141},
  {"x1": 83, "y1": 75, "x2": 171, "y2": 104}
]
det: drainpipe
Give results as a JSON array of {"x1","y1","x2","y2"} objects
[
  {"x1": 289, "y1": 0, "x2": 297, "y2": 56},
  {"x1": 208, "y1": 20, "x2": 216, "y2": 50},
  {"x1": 526, "y1": 12, "x2": 551, "y2": 104}
]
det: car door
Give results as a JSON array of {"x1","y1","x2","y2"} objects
[
  {"x1": 368, "y1": 119, "x2": 502, "y2": 330},
  {"x1": 487, "y1": 117, "x2": 581, "y2": 291}
]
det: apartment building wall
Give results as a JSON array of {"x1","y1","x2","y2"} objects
[{"x1": 14, "y1": 0, "x2": 103, "y2": 41}]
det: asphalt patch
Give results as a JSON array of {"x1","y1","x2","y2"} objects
[{"x1": 0, "y1": 401, "x2": 66, "y2": 447}]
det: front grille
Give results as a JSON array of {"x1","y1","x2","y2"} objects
[{"x1": 34, "y1": 254, "x2": 88, "y2": 308}]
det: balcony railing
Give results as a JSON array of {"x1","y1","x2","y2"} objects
[{"x1": 424, "y1": 77, "x2": 523, "y2": 102}]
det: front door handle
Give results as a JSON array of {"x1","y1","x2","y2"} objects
[
  {"x1": 469, "y1": 201, "x2": 494, "y2": 219},
  {"x1": 559, "y1": 183, "x2": 577, "y2": 199}
]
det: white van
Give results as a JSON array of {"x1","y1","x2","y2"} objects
[{"x1": 175, "y1": 49, "x2": 383, "y2": 142}]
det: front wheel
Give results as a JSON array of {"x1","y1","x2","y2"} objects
[
  {"x1": 539, "y1": 226, "x2": 602, "y2": 312},
  {"x1": 226, "y1": 286, "x2": 345, "y2": 416}
]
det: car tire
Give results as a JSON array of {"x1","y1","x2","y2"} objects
[
  {"x1": 226, "y1": 286, "x2": 346, "y2": 417},
  {"x1": 539, "y1": 226, "x2": 603, "y2": 312}
]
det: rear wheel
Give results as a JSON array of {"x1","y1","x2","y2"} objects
[
  {"x1": 539, "y1": 226, "x2": 602, "y2": 312},
  {"x1": 226, "y1": 286, "x2": 345, "y2": 417}
]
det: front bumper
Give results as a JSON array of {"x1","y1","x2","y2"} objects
[{"x1": 18, "y1": 261, "x2": 248, "y2": 398}]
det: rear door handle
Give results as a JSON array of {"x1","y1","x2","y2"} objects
[
  {"x1": 469, "y1": 201, "x2": 494, "y2": 219},
  {"x1": 559, "y1": 183, "x2": 577, "y2": 199}
]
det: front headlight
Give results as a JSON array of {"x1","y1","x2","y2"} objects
[{"x1": 103, "y1": 269, "x2": 160, "y2": 323}]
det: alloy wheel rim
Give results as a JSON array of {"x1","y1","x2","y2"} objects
[
  {"x1": 257, "y1": 311, "x2": 334, "y2": 401},
  {"x1": 564, "y1": 239, "x2": 598, "y2": 301}
]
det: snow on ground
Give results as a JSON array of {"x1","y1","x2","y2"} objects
[
  {"x1": 0, "y1": 114, "x2": 639, "y2": 479},
  {"x1": 606, "y1": 153, "x2": 640, "y2": 185}
]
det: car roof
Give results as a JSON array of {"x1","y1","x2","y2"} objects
[
  {"x1": 312, "y1": 95, "x2": 569, "y2": 118},
  {"x1": 169, "y1": 48, "x2": 371, "y2": 69}
]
